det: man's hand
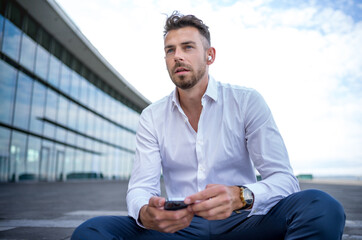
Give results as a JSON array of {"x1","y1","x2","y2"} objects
[
  {"x1": 139, "y1": 196, "x2": 194, "y2": 233},
  {"x1": 184, "y1": 184, "x2": 243, "y2": 220}
]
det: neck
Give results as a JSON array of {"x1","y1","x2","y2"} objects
[
  {"x1": 177, "y1": 74, "x2": 209, "y2": 132},
  {"x1": 178, "y1": 74, "x2": 209, "y2": 111}
]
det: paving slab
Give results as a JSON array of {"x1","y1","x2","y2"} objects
[{"x1": 0, "y1": 179, "x2": 361, "y2": 240}]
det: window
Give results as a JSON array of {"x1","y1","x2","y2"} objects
[
  {"x1": 26, "y1": 136, "x2": 41, "y2": 179},
  {"x1": 13, "y1": 72, "x2": 33, "y2": 130},
  {"x1": 2, "y1": 19, "x2": 21, "y2": 61},
  {"x1": 0, "y1": 60, "x2": 17, "y2": 124},
  {"x1": 48, "y1": 55, "x2": 61, "y2": 87},
  {"x1": 34, "y1": 44, "x2": 49, "y2": 80},
  {"x1": 59, "y1": 63, "x2": 71, "y2": 95},
  {"x1": 29, "y1": 81, "x2": 46, "y2": 134},
  {"x1": 10, "y1": 131, "x2": 27, "y2": 182},
  {"x1": 19, "y1": 33, "x2": 36, "y2": 71},
  {"x1": 0, "y1": 126, "x2": 11, "y2": 182},
  {"x1": 57, "y1": 95, "x2": 68, "y2": 126},
  {"x1": 45, "y1": 88, "x2": 57, "y2": 121}
]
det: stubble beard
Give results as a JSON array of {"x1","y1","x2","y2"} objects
[{"x1": 169, "y1": 62, "x2": 207, "y2": 90}]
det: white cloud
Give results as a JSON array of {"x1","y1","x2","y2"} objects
[{"x1": 56, "y1": 0, "x2": 362, "y2": 176}]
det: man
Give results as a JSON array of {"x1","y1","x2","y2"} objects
[{"x1": 72, "y1": 12, "x2": 345, "y2": 240}]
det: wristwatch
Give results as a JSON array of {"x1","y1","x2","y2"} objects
[{"x1": 235, "y1": 186, "x2": 254, "y2": 213}]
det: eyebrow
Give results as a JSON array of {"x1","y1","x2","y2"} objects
[{"x1": 164, "y1": 41, "x2": 197, "y2": 50}]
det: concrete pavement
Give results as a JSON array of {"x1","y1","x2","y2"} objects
[{"x1": 0, "y1": 179, "x2": 361, "y2": 240}]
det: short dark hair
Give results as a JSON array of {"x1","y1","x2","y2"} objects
[{"x1": 164, "y1": 11, "x2": 211, "y2": 48}]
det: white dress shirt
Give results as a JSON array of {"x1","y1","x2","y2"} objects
[{"x1": 127, "y1": 76, "x2": 300, "y2": 223}]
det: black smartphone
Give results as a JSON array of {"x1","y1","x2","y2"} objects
[{"x1": 164, "y1": 198, "x2": 188, "y2": 211}]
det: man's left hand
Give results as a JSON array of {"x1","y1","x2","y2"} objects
[{"x1": 184, "y1": 184, "x2": 243, "y2": 220}]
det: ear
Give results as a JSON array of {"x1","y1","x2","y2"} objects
[{"x1": 206, "y1": 47, "x2": 216, "y2": 65}]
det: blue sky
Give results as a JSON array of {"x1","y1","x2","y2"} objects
[{"x1": 56, "y1": 0, "x2": 362, "y2": 177}]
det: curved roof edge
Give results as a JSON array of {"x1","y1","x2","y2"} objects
[{"x1": 16, "y1": 0, "x2": 151, "y2": 110}]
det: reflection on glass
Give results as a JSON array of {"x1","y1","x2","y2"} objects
[
  {"x1": 43, "y1": 122, "x2": 55, "y2": 139},
  {"x1": 0, "y1": 15, "x2": 4, "y2": 43},
  {"x1": 70, "y1": 71, "x2": 80, "y2": 100},
  {"x1": 64, "y1": 147, "x2": 74, "y2": 179},
  {"x1": 88, "y1": 83, "x2": 97, "y2": 110},
  {"x1": 13, "y1": 73, "x2": 33, "y2": 130},
  {"x1": 59, "y1": 64, "x2": 71, "y2": 95},
  {"x1": 55, "y1": 145, "x2": 65, "y2": 181},
  {"x1": 0, "y1": 60, "x2": 17, "y2": 124},
  {"x1": 10, "y1": 131, "x2": 27, "y2": 182},
  {"x1": 57, "y1": 95, "x2": 68, "y2": 126},
  {"x1": 39, "y1": 140, "x2": 54, "y2": 181},
  {"x1": 29, "y1": 81, "x2": 46, "y2": 135},
  {"x1": 19, "y1": 33, "x2": 36, "y2": 71},
  {"x1": 68, "y1": 102, "x2": 78, "y2": 130},
  {"x1": 77, "y1": 107, "x2": 86, "y2": 134},
  {"x1": 2, "y1": 19, "x2": 21, "y2": 61},
  {"x1": 0, "y1": 126, "x2": 11, "y2": 182},
  {"x1": 55, "y1": 127, "x2": 66, "y2": 142},
  {"x1": 66, "y1": 131, "x2": 76, "y2": 145},
  {"x1": 79, "y1": 76, "x2": 88, "y2": 106},
  {"x1": 48, "y1": 55, "x2": 61, "y2": 87},
  {"x1": 45, "y1": 89, "x2": 57, "y2": 121},
  {"x1": 34, "y1": 44, "x2": 49, "y2": 80},
  {"x1": 26, "y1": 136, "x2": 41, "y2": 179}
]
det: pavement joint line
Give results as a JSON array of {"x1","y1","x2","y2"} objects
[
  {"x1": 64, "y1": 210, "x2": 128, "y2": 216},
  {"x1": 0, "y1": 218, "x2": 361, "y2": 229}
]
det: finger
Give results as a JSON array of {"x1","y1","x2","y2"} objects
[
  {"x1": 194, "y1": 204, "x2": 231, "y2": 220},
  {"x1": 149, "y1": 196, "x2": 165, "y2": 208},
  {"x1": 185, "y1": 188, "x2": 215, "y2": 204}
]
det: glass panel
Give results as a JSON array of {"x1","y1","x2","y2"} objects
[
  {"x1": 39, "y1": 140, "x2": 54, "y2": 181},
  {"x1": 59, "y1": 64, "x2": 71, "y2": 95},
  {"x1": 45, "y1": 89, "x2": 57, "y2": 121},
  {"x1": 66, "y1": 131, "x2": 76, "y2": 146},
  {"x1": 78, "y1": 107, "x2": 86, "y2": 134},
  {"x1": 70, "y1": 71, "x2": 80, "y2": 100},
  {"x1": 86, "y1": 111, "x2": 93, "y2": 136},
  {"x1": 29, "y1": 81, "x2": 45, "y2": 135},
  {"x1": 88, "y1": 83, "x2": 97, "y2": 110},
  {"x1": 43, "y1": 122, "x2": 55, "y2": 139},
  {"x1": 57, "y1": 95, "x2": 68, "y2": 126},
  {"x1": 64, "y1": 147, "x2": 74, "y2": 180},
  {"x1": 0, "y1": 14, "x2": 4, "y2": 44},
  {"x1": 48, "y1": 55, "x2": 61, "y2": 87},
  {"x1": 10, "y1": 131, "x2": 27, "y2": 182},
  {"x1": 13, "y1": 73, "x2": 32, "y2": 130},
  {"x1": 0, "y1": 126, "x2": 11, "y2": 182},
  {"x1": 19, "y1": 33, "x2": 36, "y2": 71},
  {"x1": 2, "y1": 19, "x2": 21, "y2": 61},
  {"x1": 26, "y1": 136, "x2": 41, "y2": 180},
  {"x1": 55, "y1": 127, "x2": 66, "y2": 142},
  {"x1": 79, "y1": 76, "x2": 88, "y2": 106},
  {"x1": 54, "y1": 144, "x2": 65, "y2": 181},
  {"x1": 68, "y1": 102, "x2": 78, "y2": 130},
  {"x1": 0, "y1": 60, "x2": 17, "y2": 124},
  {"x1": 34, "y1": 44, "x2": 49, "y2": 80}
]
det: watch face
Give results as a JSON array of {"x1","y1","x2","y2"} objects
[{"x1": 243, "y1": 188, "x2": 254, "y2": 204}]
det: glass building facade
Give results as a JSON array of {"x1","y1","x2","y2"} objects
[{"x1": 0, "y1": 0, "x2": 148, "y2": 182}]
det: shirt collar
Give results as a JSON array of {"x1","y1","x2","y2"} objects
[{"x1": 171, "y1": 75, "x2": 218, "y2": 111}]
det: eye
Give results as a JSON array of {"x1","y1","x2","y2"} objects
[
  {"x1": 166, "y1": 48, "x2": 174, "y2": 54},
  {"x1": 185, "y1": 45, "x2": 193, "y2": 50}
]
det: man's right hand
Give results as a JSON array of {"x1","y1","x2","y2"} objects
[{"x1": 139, "y1": 196, "x2": 194, "y2": 233}]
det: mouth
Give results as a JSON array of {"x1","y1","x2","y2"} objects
[{"x1": 174, "y1": 67, "x2": 190, "y2": 75}]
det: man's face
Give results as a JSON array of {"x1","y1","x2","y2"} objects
[{"x1": 164, "y1": 27, "x2": 208, "y2": 90}]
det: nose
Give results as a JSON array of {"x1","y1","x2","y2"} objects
[{"x1": 173, "y1": 48, "x2": 184, "y2": 62}]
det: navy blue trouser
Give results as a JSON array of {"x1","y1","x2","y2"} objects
[{"x1": 71, "y1": 189, "x2": 346, "y2": 240}]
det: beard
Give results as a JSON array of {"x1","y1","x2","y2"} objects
[{"x1": 169, "y1": 61, "x2": 207, "y2": 90}]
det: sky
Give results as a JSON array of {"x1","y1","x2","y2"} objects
[{"x1": 55, "y1": 0, "x2": 362, "y2": 177}]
